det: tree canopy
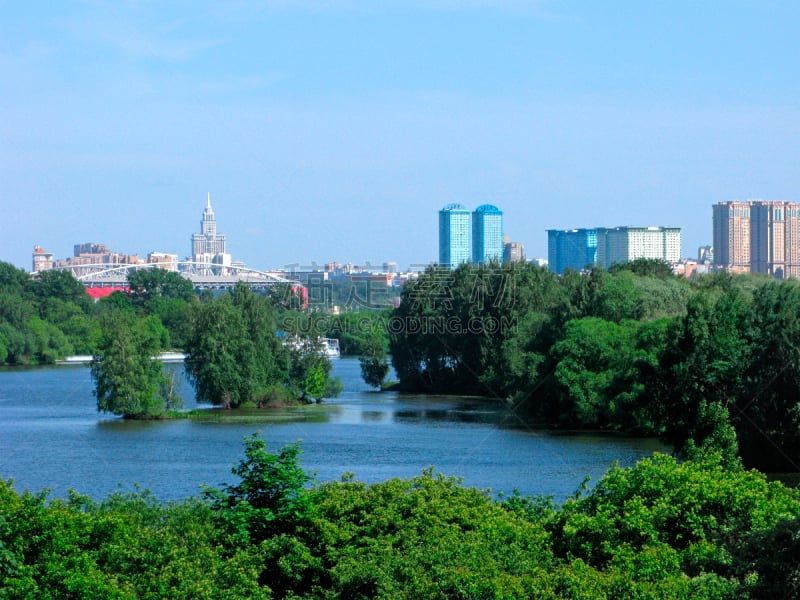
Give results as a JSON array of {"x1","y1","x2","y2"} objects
[
  {"x1": 91, "y1": 310, "x2": 172, "y2": 417},
  {"x1": 388, "y1": 262, "x2": 800, "y2": 471}
]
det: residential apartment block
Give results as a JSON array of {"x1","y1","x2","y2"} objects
[
  {"x1": 598, "y1": 226, "x2": 681, "y2": 268},
  {"x1": 503, "y1": 238, "x2": 525, "y2": 263},
  {"x1": 547, "y1": 226, "x2": 681, "y2": 274},
  {"x1": 713, "y1": 200, "x2": 800, "y2": 279}
]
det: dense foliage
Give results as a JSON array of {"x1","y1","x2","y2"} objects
[
  {"x1": 0, "y1": 263, "x2": 97, "y2": 364},
  {"x1": 184, "y1": 284, "x2": 340, "y2": 408},
  {"x1": 358, "y1": 334, "x2": 391, "y2": 389},
  {"x1": 1, "y1": 435, "x2": 798, "y2": 598},
  {"x1": 0, "y1": 263, "x2": 196, "y2": 365},
  {"x1": 390, "y1": 262, "x2": 800, "y2": 471},
  {"x1": 91, "y1": 310, "x2": 179, "y2": 417}
]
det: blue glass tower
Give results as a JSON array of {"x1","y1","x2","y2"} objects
[
  {"x1": 439, "y1": 204, "x2": 471, "y2": 268},
  {"x1": 472, "y1": 204, "x2": 504, "y2": 264},
  {"x1": 547, "y1": 229, "x2": 598, "y2": 274}
]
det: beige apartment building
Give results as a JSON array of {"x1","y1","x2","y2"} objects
[
  {"x1": 596, "y1": 226, "x2": 681, "y2": 270},
  {"x1": 713, "y1": 200, "x2": 800, "y2": 279}
]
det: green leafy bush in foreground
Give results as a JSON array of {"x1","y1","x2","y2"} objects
[{"x1": 1, "y1": 437, "x2": 798, "y2": 599}]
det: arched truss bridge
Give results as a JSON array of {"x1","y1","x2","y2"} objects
[{"x1": 49, "y1": 262, "x2": 299, "y2": 290}]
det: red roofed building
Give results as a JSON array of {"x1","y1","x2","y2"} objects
[{"x1": 85, "y1": 286, "x2": 128, "y2": 301}]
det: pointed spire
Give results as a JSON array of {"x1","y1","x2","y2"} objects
[{"x1": 206, "y1": 192, "x2": 211, "y2": 209}]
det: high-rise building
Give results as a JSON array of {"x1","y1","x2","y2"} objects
[
  {"x1": 712, "y1": 201, "x2": 751, "y2": 273},
  {"x1": 191, "y1": 193, "x2": 230, "y2": 271},
  {"x1": 548, "y1": 226, "x2": 681, "y2": 274},
  {"x1": 438, "y1": 204, "x2": 471, "y2": 268},
  {"x1": 472, "y1": 204, "x2": 504, "y2": 264},
  {"x1": 547, "y1": 229, "x2": 598, "y2": 274},
  {"x1": 713, "y1": 199, "x2": 800, "y2": 278},
  {"x1": 503, "y1": 236, "x2": 525, "y2": 263},
  {"x1": 597, "y1": 226, "x2": 681, "y2": 269}
]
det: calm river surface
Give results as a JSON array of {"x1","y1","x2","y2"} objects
[{"x1": 0, "y1": 358, "x2": 666, "y2": 502}]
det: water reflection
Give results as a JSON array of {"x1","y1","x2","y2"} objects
[{"x1": 360, "y1": 410, "x2": 388, "y2": 423}]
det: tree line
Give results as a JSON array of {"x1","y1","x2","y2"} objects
[{"x1": 0, "y1": 263, "x2": 341, "y2": 417}]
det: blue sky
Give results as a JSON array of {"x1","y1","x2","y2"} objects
[{"x1": 3, "y1": 1, "x2": 800, "y2": 272}]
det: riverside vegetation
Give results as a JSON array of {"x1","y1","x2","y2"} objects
[
  {"x1": 0, "y1": 433, "x2": 798, "y2": 598},
  {"x1": 3, "y1": 258, "x2": 800, "y2": 467},
  {"x1": 2, "y1": 259, "x2": 800, "y2": 595},
  {"x1": 2, "y1": 258, "x2": 800, "y2": 467},
  {"x1": 0, "y1": 262, "x2": 341, "y2": 417}
]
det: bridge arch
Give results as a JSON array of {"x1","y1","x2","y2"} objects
[{"x1": 48, "y1": 261, "x2": 298, "y2": 290}]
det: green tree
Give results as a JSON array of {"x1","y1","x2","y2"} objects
[
  {"x1": 609, "y1": 257, "x2": 675, "y2": 279},
  {"x1": 547, "y1": 317, "x2": 640, "y2": 427},
  {"x1": 655, "y1": 289, "x2": 750, "y2": 466},
  {"x1": 359, "y1": 334, "x2": 390, "y2": 389},
  {"x1": 91, "y1": 310, "x2": 168, "y2": 417},
  {"x1": 0, "y1": 322, "x2": 30, "y2": 364},
  {"x1": 126, "y1": 267, "x2": 195, "y2": 304},
  {"x1": 737, "y1": 280, "x2": 800, "y2": 471},
  {"x1": 185, "y1": 293, "x2": 257, "y2": 408},
  {"x1": 231, "y1": 283, "x2": 288, "y2": 389},
  {"x1": 548, "y1": 453, "x2": 800, "y2": 582},
  {"x1": 390, "y1": 262, "x2": 563, "y2": 396},
  {"x1": 287, "y1": 340, "x2": 334, "y2": 402},
  {"x1": 28, "y1": 269, "x2": 91, "y2": 312},
  {"x1": 204, "y1": 433, "x2": 312, "y2": 543},
  {"x1": 146, "y1": 296, "x2": 190, "y2": 348},
  {"x1": 0, "y1": 261, "x2": 30, "y2": 294},
  {"x1": 125, "y1": 268, "x2": 195, "y2": 349},
  {"x1": 735, "y1": 516, "x2": 800, "y2": 599}
]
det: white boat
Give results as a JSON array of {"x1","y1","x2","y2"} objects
[
  {"x1": 282, "y1": 335, "x2": 340, "y2": 359},
  {"x1": 321, "y1": 337, "x2": 340, "y2": 359}
]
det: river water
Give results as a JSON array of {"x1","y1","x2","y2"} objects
[{"x1": 0, "y1": 358, "x2": 666, "y2": 502}]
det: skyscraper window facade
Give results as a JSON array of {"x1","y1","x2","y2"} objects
[
  {"x1": 472, "y1": 204, "x2": 504, "y2": 264},
  {"x1": 438, "y1": 204, "x2": 471, "y2": 268}
]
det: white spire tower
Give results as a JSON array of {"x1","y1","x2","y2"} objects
[
  {"x1": 192, "y1": 193, "x2": 227, "y2": 267},
  {"x1": 201, "y1": 192, "x2": 216, "y2": 236}
]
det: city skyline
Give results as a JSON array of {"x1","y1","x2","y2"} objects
[
  {"x1": 3, "y1": 3, "x2": 800, "y2": 271},
  {"x1": 21, "y1": 196, "x2": 800, "y2": 275}
]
